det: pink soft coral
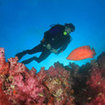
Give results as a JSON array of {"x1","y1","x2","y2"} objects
[
  {"x1": 0, "y1": 48, "x2": 9, "y2": 75},
  {"x1": 0, "y1": 48, "x2": 74, "y2": 105}
]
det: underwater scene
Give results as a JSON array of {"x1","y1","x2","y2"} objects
[{"x1": 0, "y1": 0, "x2": 105, "y2": 105}]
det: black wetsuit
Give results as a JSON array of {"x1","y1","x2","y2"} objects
[
  {"x1": 43, "y1": 24, "x2": 71, "y2": 52},
  {"x1": 17, "y1": 24, "x2": 71, "y2": 63}
]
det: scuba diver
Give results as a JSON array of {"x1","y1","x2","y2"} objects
[{"x1": 16, "y1": 23, "x2": 75, "y2": 64}]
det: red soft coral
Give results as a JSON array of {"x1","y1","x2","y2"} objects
[
  {"x1": 0, "y1": 82, "x2": 11, "y2": 105},
  {"x1": 86, "y1": 65, "x2": 105, "y2": 105}
]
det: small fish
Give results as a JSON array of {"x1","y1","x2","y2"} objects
[{"x1": 67, "y1": 46, "x2": 96, "y2": 60}]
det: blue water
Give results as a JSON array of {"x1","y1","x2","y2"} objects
[{"x1": 0, "y1": 0, "x2": 105, "y2": 72}]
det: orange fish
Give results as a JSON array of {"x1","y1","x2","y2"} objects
[{"x1": 67, "y1": 46, "x2": 96, "y2": 60}]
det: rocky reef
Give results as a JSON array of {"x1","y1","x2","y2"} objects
[{"x1": 0, "y1": 48, "x2": 105, "y2": 105}]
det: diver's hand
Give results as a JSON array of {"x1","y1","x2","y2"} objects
[
  {"x1": 50, "y1": 48, "x2": 58, "y2": 54},
  {"x1": 46, "y1": 43, "x2": 52, "y2": 50},
  {"x1": 46, "y1": 44, "x2": 58, "y2": 54}
]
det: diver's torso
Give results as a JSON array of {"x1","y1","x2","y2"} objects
[{"x1": 49, "y1": 32, "x2": 70, "y2": 49}]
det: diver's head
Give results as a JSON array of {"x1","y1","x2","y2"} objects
[{"x1": 64, "y1": 23, "x2": 75, "y2": 34}]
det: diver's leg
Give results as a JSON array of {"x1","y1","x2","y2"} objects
[
  {"x1": 16, "y1": 50, "x2": 29, "y2": 60},
  {"x1": 22, "y1": 50, "x2": 51, "y2": 64},
  {"x1": 27, "y1": 44, "x2": 43, "y2": 54},
  {"x1": 36, "y1": 50, "x2": 51, "y2": 63},
  {"x1": 16, "y1": 44, "x2": 43, "y2": 60},
  {"x1": 21, "y1": 56, "x2": 38, "y2": 64}
]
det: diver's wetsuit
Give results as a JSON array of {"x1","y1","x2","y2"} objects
[{"x1": 16, "y1": 24, "x2": 71, "y2": 64}]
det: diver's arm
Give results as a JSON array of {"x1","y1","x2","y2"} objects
[
  {"x1": 41, "y1": 31, "x2": 52, "y2": 49},
  {"x1": 57, "y1": 44, "x2": 68, "y2": 54},
  {"x1": 49, "y1": 37, "x2": 71, "y2": 54},
  {"x1": 43, "y1": 43, "x2": 58, "y2": 54},
  {"x1": 46, "y1": 44, "x2": 58, "y2": 54},
  {"x1": 50, "y1": 48, "x2": 58, "y2": 54},
  {"x1": 43, "y1": 31, "x2": 50, "y2": 42},
  {"x1": 57, "y1": 37, "x2": 71, "y2": 54}
]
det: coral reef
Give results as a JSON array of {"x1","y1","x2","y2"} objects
[
  {"x1": 0, "y1": 47, "x2": 105, "y2": 105},
  {"x1": 0, "y1": 48, "x2": 74, "y2": 105},
  {"x1": 86, "y1": 59, "x2": 105, "y2": 105}
]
